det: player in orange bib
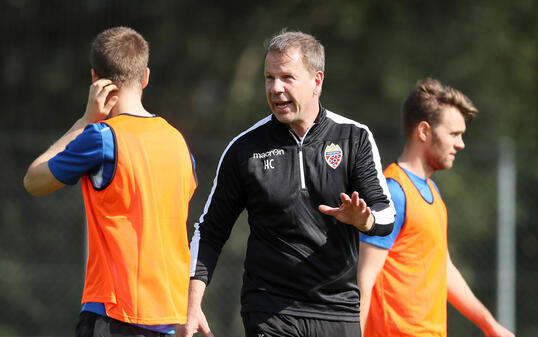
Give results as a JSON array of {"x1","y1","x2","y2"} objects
[
  {"x1": 358, "y1": 78, "x2": 514, "y2": 337},
  {"x1": 24, "y1": 27, "x2": 196, "y2": 336}
]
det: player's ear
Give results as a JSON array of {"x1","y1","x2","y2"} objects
[
  {"x1": 142, "y1": 67, "x2": 150, "y2": 89},
  {"x1": 91, "y1": 69, "x2": 99, "y2": 83},
  {"x1": 417, "y1": 121, "x2": 431, "y2": 143}
]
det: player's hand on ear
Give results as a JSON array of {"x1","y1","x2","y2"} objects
[{"x1": 83, "y1": 79, "x2": 118, "y2": 123}]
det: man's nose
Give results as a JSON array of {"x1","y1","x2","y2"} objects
[
  {"x1": 269, "y1": 79, "x2": 284, "y2": 93},
  {"x1": 455, "y1": 135, "x2": 465, "y2": 150}
]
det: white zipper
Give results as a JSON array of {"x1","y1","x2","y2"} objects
[
  {"x1": 289, "y1": 127, "x2": 313, "y2": 190},
  {"x1": 298, "y1": 145, "x2": 306, "y2": 189}
]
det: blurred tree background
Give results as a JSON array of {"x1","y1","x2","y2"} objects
[{"x1": 1, "y1": 0, "x2": 536, "y2": 336}]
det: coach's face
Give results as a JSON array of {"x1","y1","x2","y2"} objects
[
  {"x1": 265, "y1": 47, "x2": 323, "y2": 137},
  {"x1": 426, "y1": 106, "x2": 466, "y2": 171}
]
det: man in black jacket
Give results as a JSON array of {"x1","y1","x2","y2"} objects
[{"x1": 181, "y1": 30, "x2": 395, "y2": 337}]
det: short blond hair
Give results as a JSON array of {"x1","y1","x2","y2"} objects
[{"x1": 90, "y1": 26, "x2": 149, "y2": 88}]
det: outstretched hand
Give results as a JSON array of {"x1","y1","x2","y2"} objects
[
  {"x1": 319, "y1": 191, "x2": 374, "y2": 232},
  {"x1": 82, "y1": 79, "x2": 118, "y2": 123}
]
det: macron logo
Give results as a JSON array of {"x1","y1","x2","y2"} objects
[{"x1": 252, "y1": 149, "x2": 284, "y2": 159}]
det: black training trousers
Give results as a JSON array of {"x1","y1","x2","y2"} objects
[{"x1": 242, "y1": 311, "x2": 361, "y2": 337}]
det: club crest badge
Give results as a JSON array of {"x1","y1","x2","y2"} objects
[{"x1": 324, "y1": 143, "x2": 343, "y2": 169}]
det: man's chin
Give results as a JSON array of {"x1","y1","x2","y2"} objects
[
  {"x1": 432, "y1": 160, "x2": 453, "y2": 172},
  {"x1": 272, "y1": 111, "x2": 294, "y2": 124},
  {"x1": 442, "y1": 161, "x2": 454, "y2": 170}
]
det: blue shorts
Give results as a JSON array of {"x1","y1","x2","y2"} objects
[{"x1": 75, "y1": 311, "x2": 175, "y2": 337}]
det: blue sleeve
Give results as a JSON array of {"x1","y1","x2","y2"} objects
[
  {"x1": 360, "y1": 178, "x2": 406, "y2": 249},
  {"x1": 48, "y1": 123, "x2": 107, "y2": 185}
]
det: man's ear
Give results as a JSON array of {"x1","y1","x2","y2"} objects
[
  {"x1": 90, "y1": 69, "x2": 99, "y2": 83},
  {"x1": 417, "y1": 121, "x2": 431, "y2": 143},
  {"x1": 142, "y1": 67, "x2": 150, "y2": 89},
  {"x1": 313, "y1": 71, "x2": 323, "y2": 96}
]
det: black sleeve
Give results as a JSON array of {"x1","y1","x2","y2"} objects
[
  {"x1": 352, "y1": 129, "x2": 395, "y2": 236},
  {"x1": 190, "y1": 143, "x2": 246, "y2": 284}
]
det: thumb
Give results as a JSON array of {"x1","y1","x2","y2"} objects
[
  {"x1": 318, "y1": 204, "x2": 337, "y2": 215},
  {"x1": 318, "y1": 204, "x2": 329, "y2": 213}
]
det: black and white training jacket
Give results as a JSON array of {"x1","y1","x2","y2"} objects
[{"x1": 190, "y1": 106, "x2": 395, "y2": 322}]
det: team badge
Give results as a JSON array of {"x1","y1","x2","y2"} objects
[{"x1": 324, "y1": 143, "x2": 343, "y2": 169}]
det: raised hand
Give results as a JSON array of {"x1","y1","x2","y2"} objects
[
  {"x1": 318, "y1": 191, "x2": 374, "y2": 232},
  {"x1": 83, "y1": 79, "x2": 118, "y2": 123}
]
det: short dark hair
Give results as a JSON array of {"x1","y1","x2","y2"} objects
[
  {"x1": 90, "y1": 26, "x2": 149, "y2": 89},
  {"x1": 264, "y1": 29, "x2": 325, "y2": 74},
  {"x1": 403, "y1": 78, "x2": 478, "y2": 138}
]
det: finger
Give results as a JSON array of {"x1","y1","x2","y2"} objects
[
  {"x1": 200, "y1": 323, "x2": 214, "y2": 337},
  {"x1": 202, "y1": 327, "x2": 215, "y2": 337},
  {"x1": 339, "y1": 192, "x2": 351, "y2": 204},
  {"x1": 88, "y1": 83, "x2": 117, "y2": 109},
  {"x1": 357, "y1": 198, "x2": 367, "y2": 210},
  {"x1": 364, "y1": 205, "x2": 372, "y2": 218},
  {"x1": 92, "y1": 78, "x2": 114, "y2": 88},
  {"x1": 357, "y1": 199, "x2": 371, "y2": 215},
  {"x1": 202, "y1": 328, "x2": 215, "y2": 337},
  {"x1": 103, "y1": 95, "x2": 119, "y2": 114},
  {"x1": 350, "y1": 192, "x2": 360, "y2": 207},
  {"x1": 95, "y1": 84, "x2": 118, "y2": 112},
  {"x1": 89, "y1": 79, "x2": 114, "y2": 97},
  {"x1": 97, "y1": 83, "x2": 118, "y2": 100}
]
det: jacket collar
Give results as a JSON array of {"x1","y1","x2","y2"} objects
[{"x1": 314, "y1": 103, "x2": 327, "y2": 124}]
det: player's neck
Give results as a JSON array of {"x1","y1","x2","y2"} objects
[
  {"x1": 109, "y1": 89, "x2": 151, "y2": 118},
  {"x1": 398, "y1": 144, "x2": 434, "y2": 179}
]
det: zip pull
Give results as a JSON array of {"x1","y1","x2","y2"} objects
[{"x1": 289, "y1": 130, "x2": 308, "y2": 190}]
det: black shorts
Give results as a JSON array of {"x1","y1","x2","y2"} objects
[
  {"x1": 242, "y1": 311, "x2": 361, "y2": 337},
  {"x1": 75, "y1": 311, "x2": 175, "y2": 337}
]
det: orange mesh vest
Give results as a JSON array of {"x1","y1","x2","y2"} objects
[
  {"x1": 80, "y1": 114, "x2": 196, "y2": 325},
  {"x1": 365, "y1": 163, "x2": 448, "y2": 337}
]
